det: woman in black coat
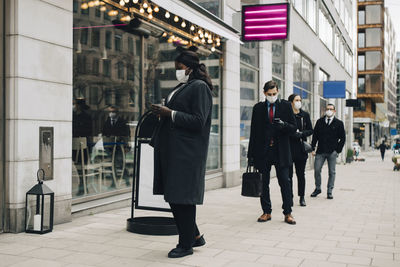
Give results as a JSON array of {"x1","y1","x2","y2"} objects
[
  {"x1": 288, "y1": 94, "x2": 313, "y2": 207},
  {"x1": 151, "y1": 49, "x2": 213, "y2": 258}
]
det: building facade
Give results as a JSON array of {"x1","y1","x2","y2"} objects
[
  {"x1": 397, "y1": 52, "x2": 400, "y2": 132},
  {"x1": 354, "y1": 0, "x2": 397, "y2": 149},
  {"x1": 0, "y1": 0, "x2": 355, "y2": 233}
]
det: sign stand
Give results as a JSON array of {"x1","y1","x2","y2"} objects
[{"x1": 126, "y1": 111, "x2": 177, "y2": 235}]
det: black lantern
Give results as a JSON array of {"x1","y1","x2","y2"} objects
[{"x1": 25, "y1": 169, "x2": 54, "y2": 234}]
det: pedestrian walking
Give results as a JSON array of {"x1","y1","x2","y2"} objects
[
  {"x1": 150, "y1": 48, "x2": 213, "y2": 258},
  {"x1": 288, "y1": 94, "x2": 313, "y2": 207},
  {"x1": 378, "y1": 141, "x2": 386, "y2": 161},
  {"x1": 310, "y1": 104, "x2": 346, "y2": 199},
  {"x1": 247, "y1": 81, "x2": 297, "y2": 225}
]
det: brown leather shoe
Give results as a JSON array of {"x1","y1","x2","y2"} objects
[
  {"x1": 284, "y1": 214, "x2": 296, "y2": 225},
  {"x1": 257, "y1": 213, "x2": 271, "y2": 222}
]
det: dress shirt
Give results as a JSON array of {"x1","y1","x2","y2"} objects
[
  {"x1": 266, "y1": 101, "x2": 276, "y2": 119},
  {"x1": 325, "y1": 115, "x2": 334, "y2": 125}
]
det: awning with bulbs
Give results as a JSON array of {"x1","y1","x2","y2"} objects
[{"x1": 151, "y1": 0, "x2": 242, "y2": 44}]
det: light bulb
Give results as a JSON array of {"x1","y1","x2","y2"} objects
[
  {"x1": 216, "y1": 42, "x2": 221, "y2": 47},
  {"x1": 193, "y1": 36, "x2": 199, "y2": 41},
  {"x1": 174, "y1": 16, "x2": 179, "y2": 22},
  {"x1": 88, "y1": 1, "x2": 95, "y2": 7},
  {"x1": 154, "y1": 6, "x2": 159, "y2": 12},
  {"x1": 94, "y1": 0, "x2": 100, "y2": 6},
  {"x1": 108, "y1": 10, "x2": 118, "y2": 16},
  {"x1": 119, "y1": 0, "x2": 125, "y2": 6},
  {"x1": 201, "y1": 38, "x2": 205, "y2": 43},
  {"x1": 165, "y1": 11, "x2": 170, "y2": 18},
  {"x1": 181, "y1": 21, "x2": 186, "y2": 28},
  {"x1": 81, "y1": 3, "x2": 88, "y2": 9},
  {"x1": 121, "y1": 15, "x2": 131, "y2": 21},
  {"x1": 140, "y1": 7, "x2": 145, "y2": 13},
  {"x1": 190, "y1": 25, "x2": 195, "y2": 31},
  {"x1": 211, "y1": 46, "x2": 216, "y2": 52},
  {"x1": 143, "y1": 1, "x2": 148, "y2": 8},
  {"x1": 147, "y1": 7, "x2": 152, "y2": 13},
  {"x1": 162, "y1": 32, "x2": 168, "y2": 37},
  {"x1": 204, "y1": 32, "x2": 209, "y2": 38},
  {"x1": 133, "y1": 0, "x2": 138, "y2": 3},
  {"x1": 216, "y1": 37, "x2": 220, "y2": 43},
  {"x1": 148, "y1": 13, "x2": 153, "y2": 19},
  {"x1": 199, "y1": 33, "x2": 204, "y2": 38},
  {"x1": 124, "y1": 0, "x2": 129, "y2": 2},
  {"x1": 100, "y1": 6, "x2": 106, "y2": 11},
  {"x1": 198, "y1": 29, "x2": 202, "y2": 34},
  {"x1": 208, "y1": 39, "x2": 213, "y2": 44},
  {"x1": 99, "y1": 1, "x2": 105, "y2": 5}
]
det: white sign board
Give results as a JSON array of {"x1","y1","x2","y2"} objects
[{"x1": 137, "y1": 143, "x2": 169, "y2": 210}]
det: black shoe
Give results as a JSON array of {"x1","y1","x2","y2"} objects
[
  {"x1": 193, "y1": 235, "x2": 206, "y2": 248},
  {"x1": 167, "y1": 247, "x2": 193, "y2": 258},
  {"x1": 299, "y1": 196, "x2": 306, "y2": 206},
  {"x1": 327, "y1": 193, "x2": 333, "y2": 199},
  {"x1": 310, "y1": 189, "x2": 321, "y2": 197}
]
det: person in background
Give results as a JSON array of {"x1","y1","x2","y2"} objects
[
  {"x1": 311, "y1": 104, "x2": 346, "y2": 200},
  {"x1": 247, "y1": 81, "x2": 297, "y2": 225},
  {"x1": 378, "y1": 141, "x2": 387, "y2": 161},
  {"x1": 287, "y1": 94, "x2": 313, "y2": 207},
  {"x1": 102, "y1": 105, "x2": 130, "y2": 138},
  {"x1": 150, "y1": 48, "x2": 213, "y2": 258}
]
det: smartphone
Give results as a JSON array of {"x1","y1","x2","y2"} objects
[{"x1": 273, "y1": 118, "x2": 281, "y2": 123}]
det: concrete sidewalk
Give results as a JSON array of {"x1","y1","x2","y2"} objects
[{"x1": 0, "y1": 150, "x2": 399, "y2": 267}]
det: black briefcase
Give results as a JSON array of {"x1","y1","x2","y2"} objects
[{"x1": 241, "y1": 165, "x2": 263, "y2": 197}]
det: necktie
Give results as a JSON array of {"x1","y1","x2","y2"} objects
[
  {"x1": 111, "y1": 119, "x2": 115, "y2": 126},
  {"x1": 269, "y1": 103, "x2": 274, "y2": 123},
  {"x1": 327, "y1": 118, "x2": 330, "y2": 125}
]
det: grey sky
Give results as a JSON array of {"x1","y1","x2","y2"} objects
[{"x1": 385, "y1": 0, "x2": 400, "y2": 51}]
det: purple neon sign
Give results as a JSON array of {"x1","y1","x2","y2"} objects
[{"x1": 242, "y1": 3, "x2": 289, "y2": 41}]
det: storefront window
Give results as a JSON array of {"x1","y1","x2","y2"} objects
[
  {"x1": 72, "y1": 3, "x2": 222, "y2": 199},
  {"x1": 293, "y1": 50, "x2": 312, "y2": 113},
  {"x1": 240, "y1": 42, "x2": 259, "y2": 168},
  {"x1": 192, "y1": 0, "x2": 221, "y2": 17}
]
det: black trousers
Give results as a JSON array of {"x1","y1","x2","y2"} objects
[
  {"x1": 260, "y1": 163, "x2": 293, "y2": 215},
  {"x1": 169, "y1": 203, "x2": 200, "y2": 249},
  {"x1": 380, "y1": 150, "x2": 385, "y2": 160},
  {"x1": 288, "y1": 158, "x2": 307, "y2": 197}
]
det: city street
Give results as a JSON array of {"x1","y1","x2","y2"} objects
[{"x1": 0, "y1": 150, "x2": 399, "y2": 267}]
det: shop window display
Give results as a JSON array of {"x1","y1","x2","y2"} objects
[{"x1": 73, "y1": 2, "x2": 222, "y2": 199}]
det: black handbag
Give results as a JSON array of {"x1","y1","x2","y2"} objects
[{"x1": 241, "y1": 165, "x2": 263, "y2": 197}]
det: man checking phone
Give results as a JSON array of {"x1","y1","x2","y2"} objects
[{"x1": 247, "y1": 81, "x2": 298, "y2": 225}]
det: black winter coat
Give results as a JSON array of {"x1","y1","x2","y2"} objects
[
  {"x1": 247, "y1": 99, "x2": 297, "y2": 171},
  {"x1": 311, "y1": 116, "x2": 346, "y2": 154},
  {"x1": 151, "y1": 79, "x2": 213, "y2": 205},
  {"x1": 102, "y1": 117, "x2": 130, "y2": 137},
  {"x1": 289, "y1": 110, "x2": 313, "y2": 161}
]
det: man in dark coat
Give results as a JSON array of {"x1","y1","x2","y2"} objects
[
  {"x1": 378, "y1": 141, "x2": 386, "y2": 161},
  {"x1": 248, "y1": 80, "x2": 297, "y2": 225},
  {"x1": 151, "y1": 49, "x2": 213, "y2": 258},
  {"x1": 102, "y1": 105, "x2": 130, "y2": 138},
  {"x1": 311, "y1": 103, "x2": 346, "y2": 199}
]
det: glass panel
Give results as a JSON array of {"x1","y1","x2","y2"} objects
[
  {"x1": 365, "y1": 74, "x2": 383, "y2": 93},
  {"x1": 358, "y1": 55, "x2": 365, "y2": 71},
  {"x1": 365, "y1": 28, "x2": 381, "y2": 47},
  {"x1": 358, "y1": 77, "x2": 365, "y2": 93},
  {"x1": 365, "y1": 5, "x2": 381, "y2": 24},
  {"x1": 293, "y1": 50, "x2": 301, "y2": 88},
  {"x1": 365, "y1": 51, "x2": 381, "y2": 70},
  {"x1": 272, "y1": 41, "x2": 284, "y2": 79},
  {"x1": 240, "y1": 42, "x2": 259, "y2": 168},
  {"x1": 358, "y1": 32, "x2": 365, "y2": 48},
  {"x1": 192, "y1": 0, "x2": 220, "y2": 17},
  {"x1": 301, "y1": 57, "x2": 311, "y2": 91},
  {"x1": 358, "y1": 10, "x2": 365, "y2": 25}
]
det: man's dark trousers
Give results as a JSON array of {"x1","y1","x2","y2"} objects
[{"x1": 260, "y1": 148, "x2": 293, "y2": 215}]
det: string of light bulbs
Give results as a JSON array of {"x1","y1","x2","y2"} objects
[{"x1": 80, "y1": 0, "x2": 221, "y2": 51}]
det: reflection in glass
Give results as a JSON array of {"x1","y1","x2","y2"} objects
[
  {"x1": 358, "y1": 55, "x2": 365, "y2": 71},
  {"x1": 365, "y1": 28, "x2": 381, "y2": 47},
  {"x1": 358, "y1": 77, "x2": 365, "y2": 94},
  {"x1": 192, "y1": 0, "x2": 220, "y2": 17},
  {"x1": 365, "y1": 51, "x2": 381, "y2": 70},
  {"x1": 365, "y1": 5, "x2": 381, "y2": 25},
  {"x1": 358, "y1": 32, "x2": 365, "y2": 48},
  {"x1": 365, "y1": 74, "x2": 382, "y2": 93}
]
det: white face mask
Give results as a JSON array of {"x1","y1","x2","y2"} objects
[
  {"x1": 294, "y1": 101, "x2": 302, "y2": 110},
  {"x1": 326, "y1": 110, "x2": 334, "y2": 117},
  {"x1": 176, "y1": 69, "x2": 189, "y2": 83},
  {"x1": 266, "y1": 95, "x2": 278, "y2": 104}
]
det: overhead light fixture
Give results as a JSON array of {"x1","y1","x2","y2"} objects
[
  {"x1": 124, "y1": 0, "x2": 129, "y2": 3},
  {"x1": 133, "y1": 0, "x2": 139, "y2": 3},
  {"x1": 108, "y1": 10, "x2": 118, "y2": 16},
  {"x1": 148, "y1": 13, "x2": 153, "y2": 19},
  {"x1": 143, "y1": 1, "x2": 148, "y2": 8},
  {"x1": 174, "y1": 16, "x2": 179, "y2": 22},
  {"x1": 204, "y1": 32, "x2": 209, "y2": 38},
  {"x1": 208, "y1": 39, "x2": 213, "y2": 44},
  {"x1": 140, "y1": 6, "x2": 145, "y2": 13},
  {"x1": 121, "y1": 15, "x2": 131, "y2": 21},
  {"x1": 88, "y1": 1, "x2": 95, "y2": 7},
  {"x1": 165, "y1": 11, "x2": 170, "y2": 18},
  {"x1": 201, "y1": 38, "x2": 205, "y2": 43},
  {"x1": 162, "y1": 32, "x2": 168, "y2": 37},
  {"x1": 154, "y1": 6, "x2": 159, "y2": 12},
  {"x1": 147, "y1": 7, "x2": 152, "y2": 13},
  {"x1": 100, "y1": 5, "x2": 106, "y2": 11},
  {"x1": 94, "y1": 0, "x2": 100, "y2": 6},
  {"x1": 211, "y1": 46, "x2": 216, "y2": 52},
  {"x1": 190, "y1": 25, "x2": 195, "y2": 31},
  {"x1": 119, "y1": 0, "x2": 125, "y2": 6},
  {"x1": 181, "y1": 21, "x2": 186, "y2": 28}
]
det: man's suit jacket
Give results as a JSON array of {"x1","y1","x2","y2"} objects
[
  {"x1": 102, "y1": 117, "x2": 130, "y2": 137},
  {"x1": 311, "y1": 116, "x2": 345, "y2": 154},
  {"x1": 247, "y1": 99, "x2": 297, "y2": 170}
]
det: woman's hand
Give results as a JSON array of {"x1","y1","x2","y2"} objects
[{"x1": 151, "y1": 104, "x2": 172, "y2": 117}]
